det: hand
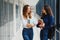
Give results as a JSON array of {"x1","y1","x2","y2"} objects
[
  {"x1": 39, "y1": 23, "x2": 45, "y2": 28},
  {"x1": 26, "y1": 23, "x2": 34, "y2": 28},
  {"x1": 26, "y1": 23, "x2": 31, "y2": 28},
  {"x1": 40, "y1": 28, "x2": 43, "y2": 30}
]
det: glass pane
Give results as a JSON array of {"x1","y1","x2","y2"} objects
[
  {"x1": 59, "y1": 0, "x2": 60, "y2": 24},
  {"x1": 36, "y1": 0, "x2": 44, "y2": 15},
  {"x1": 16, "y1": 2, "x2": 22, "y2": 32},
  {"x1": 16, "y1": 5, "x2": 19, "y2": 18}
]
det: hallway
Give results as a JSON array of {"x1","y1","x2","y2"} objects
[{"x1": 0, "y1": 0, "x2": 60, "y2": 40}]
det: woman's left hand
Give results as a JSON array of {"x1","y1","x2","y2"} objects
[
  {"x1": 30, "y1": 24, "x2": 35, "y2": 27},
  {"x1": 39, "y1": 23, "x2": 45, "y2": 28}
]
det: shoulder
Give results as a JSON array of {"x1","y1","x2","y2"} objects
[{"x1": 49, "y1": 15, "x2": 54, "y2": 19}]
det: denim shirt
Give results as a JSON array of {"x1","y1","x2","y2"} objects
[{"x1": 41, "y1": 15, "x2": 54, "y2": 29}]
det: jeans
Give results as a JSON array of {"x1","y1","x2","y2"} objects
[
  {"x1": 40, "y1": 29, "x2": 48, "y2": 40},
  {"x1": 22, "y1": 28, "x2": 33, "y2": 40}
]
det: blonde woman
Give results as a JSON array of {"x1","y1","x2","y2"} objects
[{"x1": 22, "y1": 5, "x2": 36, "y2": 40}]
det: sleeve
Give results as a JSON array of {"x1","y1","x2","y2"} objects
[
  {"x1": 22, "y1": 20, "x2": 28, "y2": 28},
  {"x1": 49, "y1": 16, "x2": 55, "y2": 27},
  {"x1": 21, "y1": 17, "x2": 27, "y2": 28},
  {"x1": 36, "y1": 23, "x2": 40, "y2": 28}
]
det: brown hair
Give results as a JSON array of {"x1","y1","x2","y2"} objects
[
  {"x1": 44, "y1": 4, "x2": 53, "y2": 16},
  {"x1": 23, "y1": 5, "x2": 32, "y2": 19}
]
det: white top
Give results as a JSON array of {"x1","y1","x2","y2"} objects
[{"x1": 22, "y1": 16, "x2": 37, "y2": 28}]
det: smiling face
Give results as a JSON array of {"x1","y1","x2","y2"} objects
[
  {"x1": 27, "y1": 6, "x2": 32, "y2": 18},
  {"x1": 27, "y1": 6, "x2": 31, "y2": 14}
]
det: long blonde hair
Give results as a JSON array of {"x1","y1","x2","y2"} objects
[{"x1": 23, "y1": 5, "x2": 32, "y2": 19}]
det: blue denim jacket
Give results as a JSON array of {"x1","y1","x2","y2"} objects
[{"x1": 41, "y1": 15, "x2": 54, "y2": 29}]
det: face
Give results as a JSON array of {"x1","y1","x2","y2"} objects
[
  {"x1": 23, "y1": 5, "x2": 32, "y2": 18},
  {"x1": 42, "y1": 8, "x2": 47, "y2": 15},
  {"x1": 27, "y1": 6, "x2": 31, "y2": 14}
]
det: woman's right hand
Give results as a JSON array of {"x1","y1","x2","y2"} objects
[
  {"x1": 26, "y1": 23, "x2": 32, "y2": 28},
  {"x1": 26, "y1": 23, "x2": 34, "y2": 28}
]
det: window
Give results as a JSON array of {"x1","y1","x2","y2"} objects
[
  {"x1": 59, "y1": 0, "x2": 60, "y2": 25},
  {"x1": 0, "y1": 1, "x2": 13, "y2": 40},
  {"x1": 36, "y1": 0, "x2": 44, "y2": 15},
  {"x1": 16, "y1": 4, "x2": 21, "y2": 32},
  {"x1": 16, "y1": 5, "x2": 19, "y2": 18}
]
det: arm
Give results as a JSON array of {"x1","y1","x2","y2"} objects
[
  {"x1": 37, "y1": 22, "x2": 45, "y2": 30},
  {"x1": 39, "y1": 23, "x2": 45, "y2": 28},
  {"x1": 26, "y1": 23, "x2": 34, "y2": 28},
  {"x1": 49, "y1": 16, "x2": 54, "y2": 28},
  {"x1": 37, "y1": 19, "x2": 45, "y2": 29}
]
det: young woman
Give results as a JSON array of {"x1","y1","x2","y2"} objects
[
  {"x1": 40, "y1": 4, "x2": 54, "y2": 40},
  {"x1": 22, "y1": 5, "x2": 36, "y2": 40}
]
